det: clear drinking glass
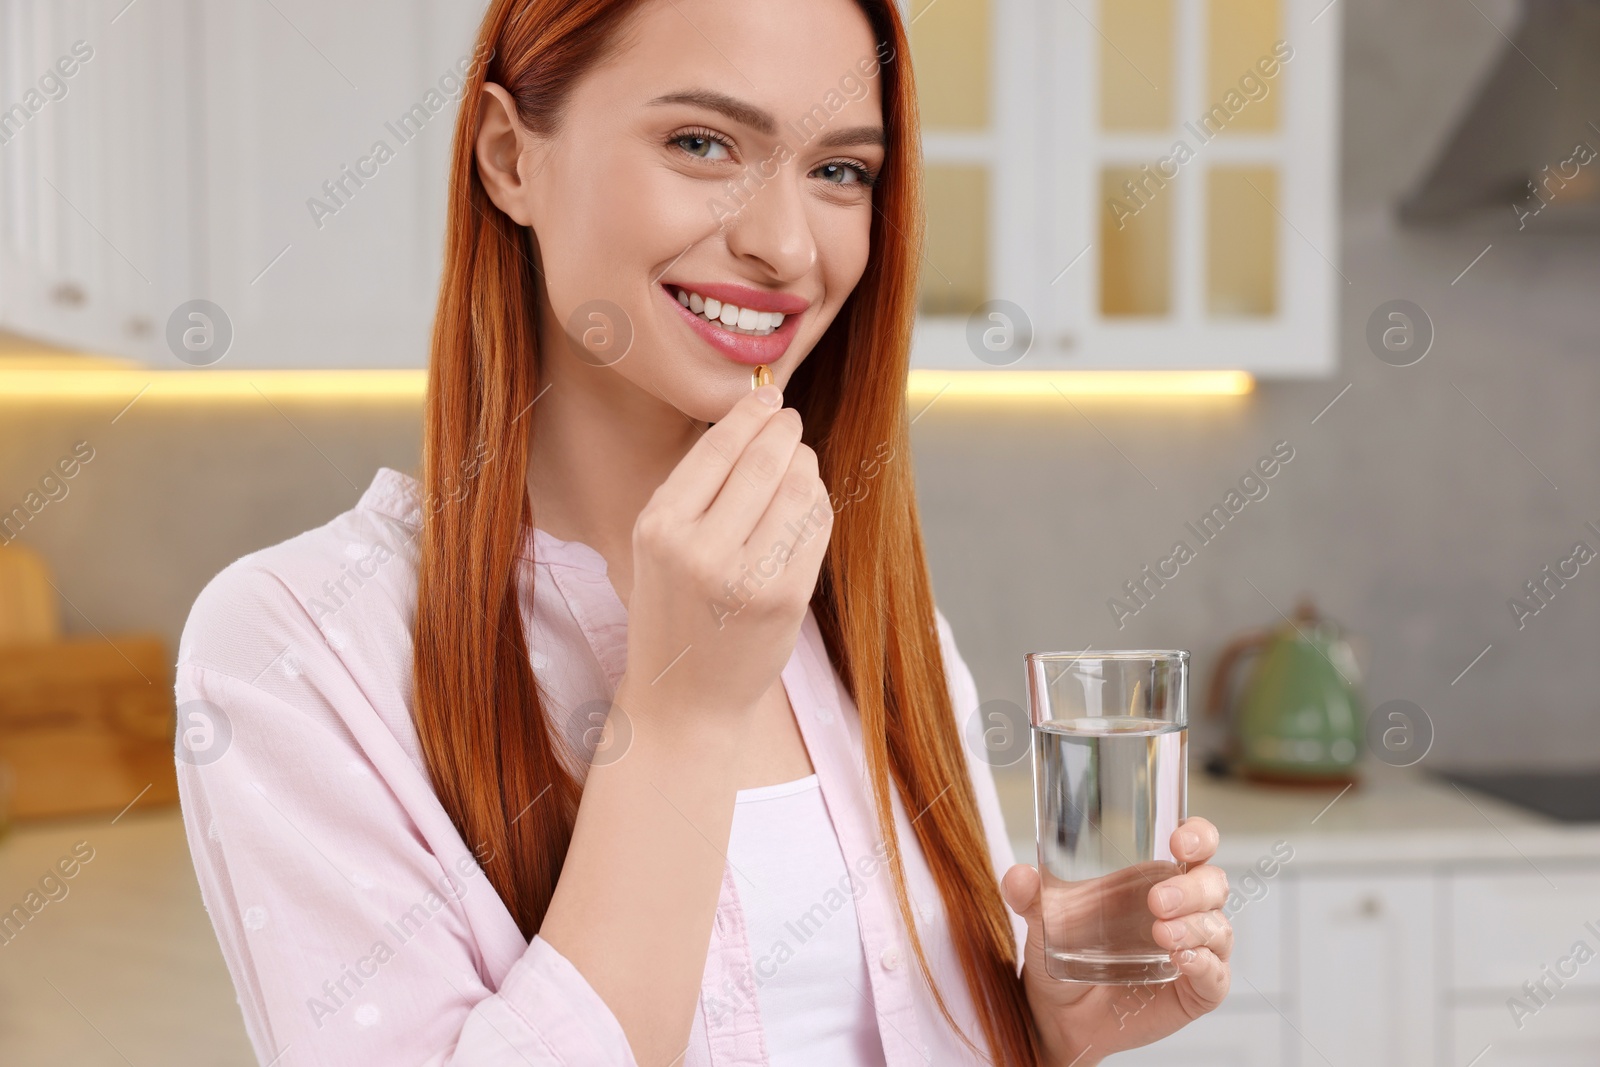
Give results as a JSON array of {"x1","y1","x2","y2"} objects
[{"x1": 1026, "y1": 649, "x2": 1189, "y2": 984}]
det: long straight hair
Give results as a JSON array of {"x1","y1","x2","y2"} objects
[{"x1": 412, "y1": 1, "x2": 1039, "y2": 1063}]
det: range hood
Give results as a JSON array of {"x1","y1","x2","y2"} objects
[{"x1": 1399, "y1": 0, "x2": 1600, "y2": 227}]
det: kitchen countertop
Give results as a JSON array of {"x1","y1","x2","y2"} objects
[{"x1": 995, "y1": 760, "x2": 1600, "y2": 871}]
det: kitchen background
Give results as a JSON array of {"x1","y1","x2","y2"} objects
[
  {"x1": 2, "y1": 0, "x2": 1598, "y2": 1063},
  {"x1": 3, "y1": 0, "x2": 1597, "y2": 766}
]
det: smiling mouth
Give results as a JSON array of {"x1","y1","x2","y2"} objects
[{"x1": 665, "y1": 285, "x2": 785, "y2": 337}]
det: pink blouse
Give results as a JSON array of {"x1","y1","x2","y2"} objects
[{"x1": 174, "y1": 466, "x2": 1027, "y2": 1066}]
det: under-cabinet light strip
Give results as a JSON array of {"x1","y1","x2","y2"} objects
[{"x1": 0, "y1": 367, "x2": 1253, "y2": 402}]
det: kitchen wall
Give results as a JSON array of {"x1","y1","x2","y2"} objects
[{"x1": 5, "y1": 0, "x2": 1597, "y2": 769}]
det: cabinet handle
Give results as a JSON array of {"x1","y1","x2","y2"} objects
[{"x1": 51, "y1": 282, "x2": 86, "y2": 307}]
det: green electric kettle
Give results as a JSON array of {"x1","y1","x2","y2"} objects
[{"x1": 1204, "y1": 598, "x2": 1366, "y2": 786}]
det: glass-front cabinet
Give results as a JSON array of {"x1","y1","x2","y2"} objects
[{"x1": 908, "y1": 0, "x2": 1341, "y2": 376}]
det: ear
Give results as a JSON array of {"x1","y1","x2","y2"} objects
[{"x1": 475, "y1": 82, "x2": 539, "y2": 226}]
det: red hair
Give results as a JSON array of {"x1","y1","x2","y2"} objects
[{"x1": 412, "y1": 1, "x2": 1040, "y2": 1063}]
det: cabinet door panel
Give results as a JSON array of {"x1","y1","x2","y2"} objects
[
  {"x1": 1450, "y1": 1001, "x2": 1600, "y2": 1067},
  {"x1": 1449, "y1": 869, "x2": 1600, "y2": 993},
  {"x1": 198, "y1": 1, "x2": 482, "y2": 369},
  {"x1": 1103, "y1": 1010, "x2": 1282, "y2": 1066},
  {"x1": 0, "y1": 0, "x2": 192, "y2": 360},
  {"x1": 1291, "y1": 873, "x2": 1437, "y2": 1066},
  {"x1": 1036, "y1": 0, "x2": 1340, "y2": 375},
  {"x1": 1223, "y1": 862, "x2": 1284, "y2": 999},
  {"x1": 910, "y1": 0, "x2": 1340, "y2": 376}
]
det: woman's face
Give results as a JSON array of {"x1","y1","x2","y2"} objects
[{"x1": 476, "y1": 0, "x2": 887, "y2": 423}]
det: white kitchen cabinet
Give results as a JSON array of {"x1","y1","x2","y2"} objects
[
  {"x1": 1104, "y1": 1008, "x2": 1283, "y2": 1065},
  {"x1": 1225, "y1": 864, "x2": 1286, "y2": 1000},
  {"x1": 0, "y1": 0, "x2": 196, "y2": 362},
  {"x1": 909, "y1": 0, "x2": 1342, "y2": 376},
  {"x1": 1290, "y1": 872, "x2": 1438, "y2": 1066},
  {"x1": 1448, "y1": 1000, "x2": 1600, "y2": 1066},
  {"x1": 0, "y1": 0, "x2": 481, "y2": 369},
  {"x1": 1443, "y1": 867, "x2": 1600, "y2": 1065},
  {"x1": 9, "y1": 0, "x2": 1339, "y2": 373},
  {"x1": 194, "y1": 0, "x2": 483, "y2": 369},
  {"x1": 1447, "y1": 868, "x2": 1600, "y2": 993},
  {"x1": 1043, "y1": 767, "x2": 1600, "y2": 1066}
]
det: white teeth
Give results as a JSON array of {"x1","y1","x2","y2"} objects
[{"x1": 670, "y1": 286, "x2": 786, "y2": 336}]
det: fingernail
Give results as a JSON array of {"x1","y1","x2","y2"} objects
[
  {"x1": 1178, "y1": 829, "x2": 1199, "y2": 854},
  {"x1": 753, "y1": 384, "x2": 782, "y2": 407},
  {"x1": 1165, "y1": 920, "x2": 1188, "y2": 943},
  {"x1": 1180, "y1": 949, "x2": 1197, "y2": 965},
  {"x1": 1156, "y1": 886, "x2": 1182, "y2": 913}
]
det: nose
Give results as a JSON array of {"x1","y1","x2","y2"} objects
[{"x1": 717, "y1": 161, "x2": 818, "y2": 283}]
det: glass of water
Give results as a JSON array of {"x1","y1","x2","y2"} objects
[{"x1": 1026, "y1": 649, "x2": 1188, "y2": 984}]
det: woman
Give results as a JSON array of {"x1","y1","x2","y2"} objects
[{"x1": 174, "y1": 0, "x2": 1232, "y2": 1063}]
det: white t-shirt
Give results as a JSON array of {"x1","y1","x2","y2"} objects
[{"x1": 725, "y1": 773, "x2": 890, "y2": 1066}]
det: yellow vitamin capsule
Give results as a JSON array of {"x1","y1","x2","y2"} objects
[{"x1": 751, "y1": 364, "x2": 773, "y2": 390}]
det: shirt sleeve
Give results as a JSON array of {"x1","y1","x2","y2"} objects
[
  {"x1": 932, "y1": 608, "x2": 1030, "y2": 972},
  {"x1": 175, "y1": 661, "x2": 640, "y2": 1067}
]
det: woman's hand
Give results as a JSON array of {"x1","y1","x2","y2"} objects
[
  {"x1": 1001, "y1": 817, "x2": 1232, "y2": 1066},
  {"x1": 617, "y1": 385, "x2": 832, "y2": 735}
]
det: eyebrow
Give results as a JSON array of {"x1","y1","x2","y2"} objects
[{"x1": 648, "y1": 89, "x2": 886, "y2": 150}]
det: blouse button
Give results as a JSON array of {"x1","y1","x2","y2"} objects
[{"x1": 880, "y1": 945, "x2": 901, "y2": 970}]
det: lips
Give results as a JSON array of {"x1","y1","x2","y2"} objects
[{"x1": 658, "y1": 282, "x2": 805, "y2": 367}]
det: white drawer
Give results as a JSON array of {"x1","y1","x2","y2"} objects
[
  {"x1": 1449, "y1": 868, "x2": 1600, "y2": 992},
  {"x1": 1450, "y1": 1000, "x2": 1600, "y2": 1066},
  {"x1": 1103, "y1": 1009, "x2": 1282, "y2": 1066}
]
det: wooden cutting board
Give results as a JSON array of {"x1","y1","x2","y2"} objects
[
  {"x1": 0, "y1": 546, "x2": 177, "y2": 821},
  {"x1": 0, "y1": 636, "x2": 178, "y2": 820}
]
